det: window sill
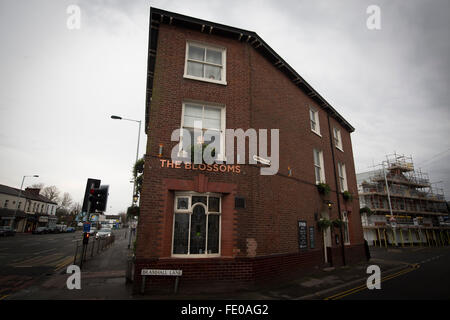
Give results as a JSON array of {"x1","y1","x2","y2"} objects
[
  {"x1": 171, "y1": 254, "x2": 221, "y2": 259},
  {"x1": 311, "y1": 129, "x2": 322, "y2": 138},
  {"x1": 183, "y1": 74, "x2": 227, "y2": 86}
]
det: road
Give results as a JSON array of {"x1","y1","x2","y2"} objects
[
  {"x1": 325, "y1": 246, "x2": 450, "y2": 300},
  {"x1": 0, "y1": 229, "x2": 126, "y2": 298}
]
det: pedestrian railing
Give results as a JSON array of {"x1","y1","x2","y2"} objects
[{"x1": 73, "y1": 234, "x2": 116, "y2": 267}]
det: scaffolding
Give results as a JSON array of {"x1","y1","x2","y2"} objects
[{"x1": 357, "y1": 153, "x2": 450, "y2": 247}]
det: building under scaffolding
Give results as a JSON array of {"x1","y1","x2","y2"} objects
[{"x1": 357, "y1": 153, "x2": 450, "y2": 247}]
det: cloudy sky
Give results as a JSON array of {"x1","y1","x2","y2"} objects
[{"x1": 0, "y1": 0, "x2": 449, "y2": 214}]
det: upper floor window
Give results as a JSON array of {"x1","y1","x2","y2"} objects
[
  {"x1": 313, "y1": 149, "x2": 325, "y2": 184},
  {"x1": 184, "y1": 42, "x2": 226, "y2": 85},
  {"x1": 338, "y1": 162, "x2": 348, "y2": 192},
  {"x1": 333, "y1": 127, "x2": 343, "y2": 151},
  {"x1": 310, "y1": 107, "x2": 321, "y2": 136},
  {"x1": 180, "y1": 102, "x2": 226, "y2": 161},
  {"x1": 4, "y1": 200, "x2": 9, "y2": 208}
]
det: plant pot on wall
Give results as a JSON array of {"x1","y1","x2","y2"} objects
[
  {"x1": 317, "y1": 183, "x2": 331, "y2": 196},
  {"x1": 332, "y1": 218, "x2": 344, "y2": 229},
  {"x1": 342, "y1": 191, "x2": 353, "y2": 201},
  {"x1": 359, "y1": 206, "x2": 373, "y2": 216},
  {"x1": 317, "y1": 218, "x2": 332, "y2": 231}
]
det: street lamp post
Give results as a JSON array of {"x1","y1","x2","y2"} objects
[
  {"x1": 111, "y1": 115, "x2": 141, "y2": 206},
  {"x1": 111, "y1": 115, "x2": 141, "y2": 249},
  {"x1": 13, "y1": 175, "x2": 39, "y2": 231}
]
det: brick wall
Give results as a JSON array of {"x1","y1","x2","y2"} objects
[{"x1": 135, "y1": 21, "x2": 365, "y2": 292}]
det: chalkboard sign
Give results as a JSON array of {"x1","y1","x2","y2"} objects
[
  {"x1": 309, "y1": 226, "x2": 315, "y2": 249},
  {"x1": 298, "y1": 220, "x2": 308, "y2": 249}
]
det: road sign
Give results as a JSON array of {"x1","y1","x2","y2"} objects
[
  {"x1": 83, "y1": 223, "x2": 91, "y2": 233},
  {"x1": 141, "y1": 269, "x2": 182, "y2": 276}
]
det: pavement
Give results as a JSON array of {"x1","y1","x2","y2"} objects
[
  {"x1": 6, "y1": 229, "x2": 135, "y2": 300},
  {"x1": 5, "y1": 240, "x2": 446, "y2": 300}
]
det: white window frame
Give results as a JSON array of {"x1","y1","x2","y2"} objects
[
  {"x1": 342, "y1": 211, "x2": 350, "y2": 245},
  {"x1": 338, "y1": 162, "x2": 348, "y2": 192},
  {"x1": 172, "y1": 192, "x2": 222, "y2": 258},
  {"x1": 313, "y1": 149, "x2": 326, "y2": 184},
  {"x1": 333, "y1": 127, "x2": 343, "y2": 151},
  {"x1": 184, "y1": 41, "x2": 227, "y2": 85},
  {"x1": 179, "y1": 101, "x2": 226, "y2": 161},
  {"x1": 310, "y1": 107, "x2": 321, "y2": 137}
]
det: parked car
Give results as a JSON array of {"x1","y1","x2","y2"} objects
[
  {"x1": 55, "y1": 224, "x2": 67, "y2": 233},
  {"x1": 66, "y1": 227, "x2": 75, "y2": 233},
  {"x1": 32, "y1": 227, "x2": 49, "y2": 234},
  {"x1": 88, "y1": 228, "x2": 97, "y2": 237},
  {"x1": 96, "y1": 228, "x2": 112, "y2": 239},
  {"x1": 48, "y1": 227, "x2": 59, "y2": 234},
  {"x1": 0, "y1": 226, "x2": 15, "y2": 237}
]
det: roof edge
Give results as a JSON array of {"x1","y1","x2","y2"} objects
[{"x1": 146, "y1": 7, "x2": 355, "y2": 133}]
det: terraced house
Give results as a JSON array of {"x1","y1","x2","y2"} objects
[
  {"x1": 0, "y1": 184, "x2": 58, "y2": 232},
  {"x1": 135, "y1": 7, "x2": 365, "y2": 293}
]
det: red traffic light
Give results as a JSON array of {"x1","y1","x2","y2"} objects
[{"x1": 90, "y1": 189, "x2": 95, "y2": 195}]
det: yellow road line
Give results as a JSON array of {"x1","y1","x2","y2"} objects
[
  {"x1": 54, "y1": 256, "x2": 74, "y2": 271},
  {"x1": 12, "y1": 254, "x2": 64, "y2": 267},
  {"x1": 324, "y1": 268, "x2": 409, "y2": 300},
  {"x1": 324, "y1": 265, "x2": 420, "y2": 300},
  {"x1": 0, "y1": 295, "x2": 9, "y2": 300},
  {"x1": 331, "y1": 268, "x2": 417, "y2": 300}
]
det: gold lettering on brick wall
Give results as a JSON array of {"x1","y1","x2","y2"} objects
[{"x1": 159, "y1": 159, "x2": 241, "y2": 174}]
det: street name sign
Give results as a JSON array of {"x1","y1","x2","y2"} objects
[{"x1": 141, "y1": 269, "x2": 182, "y2": 276}]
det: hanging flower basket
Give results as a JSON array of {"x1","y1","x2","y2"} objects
[
  {"x1": 317, "y1": 183, "x2": 331, "y2": 195},
  {"x1": 332, "y1": 218, "x2": 344, "y2": 229},
  {"x1": 342, "y1": 190, "x2": 353, "y2": 201},
  {"x1": 317, "y1": 218, "x2": 332, "y2": 231},
  {"x1": 127, "y1": 206, "x2": 140, "y2": 217},
  {"x1": 359, "y1": 206, "x2": 373, "y2": 216}
]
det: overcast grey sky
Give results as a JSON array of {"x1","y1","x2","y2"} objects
[{"x1": 1, "y1": 0, "x2": 449, "y2": 214}]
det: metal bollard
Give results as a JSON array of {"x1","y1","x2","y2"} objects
[
  {"x1": 73, "y1": 240, "x2": 79, "y2": 265},
  {"x1": 91, "y1": 239, "x2": 95, "y2": 257}
]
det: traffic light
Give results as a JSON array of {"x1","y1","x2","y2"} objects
[
  {"x1": 88, "y1": 185, "x2": 109, "y2": 213},
  {"x1": 83, "y1": 232, "x2": 90, "y2": 244},
  {"x1": 82, "y1": 178, "x2": 101, "y2": 214}
]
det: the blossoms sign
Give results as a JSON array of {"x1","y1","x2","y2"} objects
[{"x1": 170, "y1": 126, "x2": 279, "y2": 175}]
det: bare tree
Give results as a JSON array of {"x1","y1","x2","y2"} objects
[
  {"x1": 70, "y1": 202, "x2": 82, "y2": 215},
  {"x1": 60, "y1": 192, "x2": 73, "y2": 210},
  {"x1": 41, "y1": 185, "x2": 60, "y2": 203}
]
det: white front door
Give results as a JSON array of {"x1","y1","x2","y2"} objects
[{"x1": 322, "y1": 211, "x2": 332, "y2": 263}]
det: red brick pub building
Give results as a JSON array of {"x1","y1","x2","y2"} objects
[{"x1": 134, "y1": 7, "x2": 365, "y2": 293}]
